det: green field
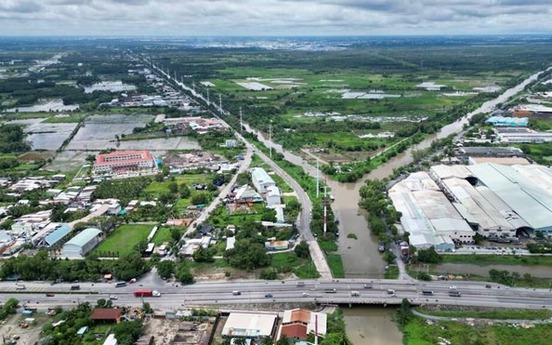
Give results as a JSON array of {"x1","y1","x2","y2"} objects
[
  {"x1": 152, "y1": 227, "x2": 175, "y2": 245},
  {"x1": 94, "y1": 224, "x2": 155, "y2": 257},
  {"x1": 415, "y1": 306, "x2": 552, "y2": 320},
  {"x1": 270, "y1": 252, "x2": 320, "y2": 279},
  {"x1": 403, "y1": 316, "x2": 552, "y2": 345},
  {"x1": 441, "y1": 254, "x2": 552, "y2": 266},
  {"x1": 144, "y1": 174, "x2": 213, "y2": 195}
]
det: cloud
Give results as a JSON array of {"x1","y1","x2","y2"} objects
[{"x1": 0, "y1": 0, "x2": 550, "y2": 36}]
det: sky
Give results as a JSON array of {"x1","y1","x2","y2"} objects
[{"x1": 0, "y1": 0, "x2": 551, "y2": 36}]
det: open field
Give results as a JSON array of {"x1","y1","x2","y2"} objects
[
  {"x1": 94, "y1": 224, "x2": 155, "y2": 257},
  {"x1": 403, "y1": 316, "x2": 552, "y2": 345},
  {"x1": 415, "y1": 306, "x2": 552, "y2": 320}
]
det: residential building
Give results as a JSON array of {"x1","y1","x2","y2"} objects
[{"x1": 222, "y1": 313, "x2": 278, "y2": 339}]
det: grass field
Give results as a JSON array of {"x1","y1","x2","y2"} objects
[
  {"x1": 415, "y1": 306, "x2": 552, "y2": 320},
  {"x1": 327, "y1": 254, "x2": 345, "y2": 278},
  {"x1": 144, "y1": 174, "x2": 213, "y2": 195},
  {"x1": 152, "y1": 227, "x2": 175, "y2": 245},
  {"x1": 441, "y1": 254, "x2": 552, "y2": 266},
  {"x1": 94, "y1": 224, "x2": 155, "y2": 257},
  {"x1": 270, "y1": 252, "x2": 320, "y2": 279},
  {"x1": 403, "y1": 316, "x2": 552, "y2": 345}
]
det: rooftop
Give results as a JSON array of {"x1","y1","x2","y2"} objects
[
  {"x1": 222, "y1": 313, "x2": 277, "y2": 338},
  {"x1": 65, "y1": 228, "x2": 102, "y2": 248},
  {"x1": 90, "y1": 308, "x2": 122, "y2": 321}
]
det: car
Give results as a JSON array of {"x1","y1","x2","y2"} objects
[
  {"x1": 264, "y1": 293, "x2": 273, "y2": 298},
  {"x1": 109, "y1": 295, "x2": 118, "y2": 300},
  {"x1": 302, "y1": 292, "x2": 310, "y2": 297},
  {"x1": 46, "y1": 293, "x2": 54, "y2": 297},
  {"x1": 325, "y1": 288, "x2": 337, "y2": 294},
  {"x1": 485, "y1": 284, "x2": 491, "y2": 288},
  {"x1": 363, "y1": 283, "x2": 373, "y2": 289},
  {"x1": 449, "y1": 286, "x2": 457, "y2": 290}
]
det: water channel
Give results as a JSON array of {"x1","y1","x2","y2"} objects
[
  {"x1": 164, "y1": 63, "x2": 549, "y2": 345},
  {"x1": 243, "y1": 68, "x2": 548, "y2": 344}
]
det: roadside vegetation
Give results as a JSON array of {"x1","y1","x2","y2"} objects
[{"x1": 415, "y1": 306, "x2": 552, "y2": 321}]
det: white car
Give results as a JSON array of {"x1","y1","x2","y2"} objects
[
  {"x1": 109, "y1": 295, "x2": 118, "y2": 300},
  {"x1": 302, "y1": 292, "x2": 310, "y2": 297}
]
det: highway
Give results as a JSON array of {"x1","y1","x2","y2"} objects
[
  {"x1": 145, "y1": 59, "x2": 331, "y2": 278},
  {"x1": 3, "y1": 279, "x2": 551, "y2": 311}
]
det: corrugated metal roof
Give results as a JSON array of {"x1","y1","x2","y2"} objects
[
  {"x1": 45, "y1": 224, "x2": 71, "y2": 246},
  {"x1": 468, "y1": 163, "x2": 552, "y2": 230},
  {"x1": 65, "y1": 228, "x2": 102, "y2": 248},
  {"x1": 250, "y1": 167, "x2": 275, "y2": 185}
]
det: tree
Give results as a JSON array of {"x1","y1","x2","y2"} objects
[
  {"x1": 395, "y1": 298, "x2": 413, "y2": 329},
  {"x1": 169, "y1": 182, "x2": 179, "y2": 194},
  {"x1": 294, "y1": 241, "x2": 310, "y2": 259},
  {"x1": 180, "y1": 183, "x2": 191, "y2": 198},
  {"x1": 225, "y1": 239, "x2": 271, "y2": 270},
  {"x1": 177, "y1": 267, "x2": 194, "y2": 284},
  {"x1": 193, "y1": 247, "x2": 214, "y2": 263},
  {"x1": 473, "y1": 233, "x2": 485, "y2": 244},
  {"x1": 170, "y1": 227, "x2": 182, "y2": 242},
  {"x1": 191, "y1": 192, "x2": 208, "y2": 205},
  {"x1": 113, "y1": 320, "x2": 142, "y2": 345},
  {"x1": 416, "y1": 246, "x2": 442, "y2": 264},
  {"x1": 156, "y1": 261, "x2": 175, "y2": 279}
]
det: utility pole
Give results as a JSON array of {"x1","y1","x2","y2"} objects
[
  {"x1": 219, "y1": 94, "x2": 222, "y2": 113},
  {"x1": 269, "y1": 120, "x2": 273, "y2": 158},
  {"x1": 316, "y1": 158, "x2": 320, "y2": 198},
  {"x1": 206, "y1": 88, "x2": 210, "y2": 104},
  {"x1": 323, "y1": 182, "x2": 327, "y2": 236},
  {"x1": 240, "y1": 107, "x2": 243, "y2": 134}
]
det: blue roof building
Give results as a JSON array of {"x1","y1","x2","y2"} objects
[
  {"x1": 44, "y1": 224, "x2": 71, "y2": 247},
  {"x1": 485, "y1": 116, "x2": 528, "y2": 127}
]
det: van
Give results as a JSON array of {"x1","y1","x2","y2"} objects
[
  {"x1": 387, "y1": 289, "x2": 395, "y2": 295},
  {"x1": 422, "y1": 290, "x2": 433, "y2": 296},
  {"x1": 232, "y1": 290, "x2": 241, "y2": 296},
  {"x1": 115, "y1": 282, "x2": 127, "y2": 288},
  {"x1": 70, "y1": 285, "x2": 80, "y2": 291},
  {"x1": 16, "y1": 284, "x2": 26, "y2": 290}
]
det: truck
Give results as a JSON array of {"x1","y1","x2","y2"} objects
[{"x1": 133, "y1": 289, "x2": 161, "y2": 297}]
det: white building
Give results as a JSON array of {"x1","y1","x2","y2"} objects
[
  {"x1": 61, "y1": 228, "x2": 102, "y2": 259},
  {"x1": 250, "y1": 168, "x2": 275, "y2": 194},
  {"x1": 266, "y1": 185, "x2": 281, "y2": 206},
  {"x1": 222, "y1": 313, "x2": 278, "y2": 338}
]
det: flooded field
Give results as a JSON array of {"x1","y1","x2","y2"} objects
[
  {"x1": 47, "y1": 150, "x2": 93, "y2": 171},
  {"x1": 9, "y1": 118, "x2": 77, "y2": 150},
  {"x1": 4, "y1": 99, "x2": 79, "y2": 112},
  {"x1": 65, "y1": 114, "x2": 152, "y2": 150}
]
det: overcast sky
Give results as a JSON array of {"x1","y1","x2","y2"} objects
[{"x1": 1, "y1": 0, "x2": 551, "y2": 36}]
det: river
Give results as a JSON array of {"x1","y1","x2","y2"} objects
[{"x1": 343, "y1": 306, "x2": 403, "y2": 345}]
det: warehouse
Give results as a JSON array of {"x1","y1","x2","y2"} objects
[
  {"x1": 61, "y1": 228, "x2": 103, "y2": 259},
  {"x1": 250, "y1": 167, "x2": 276, "y2": 194},
  {"x1": 389, "y1": 172, "x2": 474, "y2": 251}
]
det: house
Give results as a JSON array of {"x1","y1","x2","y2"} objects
[
  {"x1": 235, "y1": 185, "x2": 263, "y2": 203},
  {"x1": 90, "y1": 309, "x2": 122, "y2": 323},
  {"x1": 278, "y1": 309, "x2": 327, "y2": 342}
]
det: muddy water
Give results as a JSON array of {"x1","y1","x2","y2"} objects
[{"x1": 343, "y1": 307, "x2": 403, "y2": 345}]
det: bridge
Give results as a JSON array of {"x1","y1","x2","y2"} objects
[{"x1": 2, "y1": 279, "x2": 551, "y2": 311}]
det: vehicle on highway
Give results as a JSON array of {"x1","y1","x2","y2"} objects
[
  {"x1": 325, "y1": 288, "x2": 337, "y2": 294},
  {"x1": 46, "y1": 293, "x2": 54, "y2": 297},
  {"x1": 422, "y1": 290, "x2": 434, "y2": 296},
  {"x1": 109, "y1": 295, "x2": 118, "y2": 300},
  {"x1": 302, "y1": 292, "x2": 310, "y2": 297},
  {"x1": 350, "y1": 291, "x2": 360, "y2": 297},
  {"x1": 449, "y1": 286, "x2": 457, "y2": 290},
  {"x1": 129, "y1": 278, "x2": 137, "y2": 284},
  {"x1": 133, "y1": 289, "x2": 161, "y2": 297},
  {"x1": 232, "y1": 290, "x2": 241, "y2": 296},
  {"x1": 387, "y1": 289, "x2": 395, "y2": 295},
  {"x1": 364, "y1": 283, "x2": 373, "y2": 289},
  {"x1": 449, "y1": 290, "x2": 461, "y2": 297},
  {"x1": 296, "y1": 282, "x2": 305, "y2": 287},
  {"x1": 70, "y1": 285, "x2": 80, "y2": 290},
  {"x1": 115, "y1": 282, "x2": 127, "y2": 288},
  {"x1": 15, "y1": 284, "x2": 25, "y2": 290},
  {"x1": 485, "y1": 284, "x2": 491, "y2": 288},
  {"x1": 264, "y1": 293, "x2": 273, "y2": 298}
]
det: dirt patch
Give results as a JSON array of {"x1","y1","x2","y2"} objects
[
  {"x1": 141, "y1": 317, "x2": 215, "y2": 345},
  {"x1": 18, "y1": 151, "x2": 55, "y2": 162}
]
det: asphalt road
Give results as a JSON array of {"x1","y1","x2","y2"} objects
[
  {"x1": 3, "y1": 279, "x2": 551, "y2": 311},
  {"x1": 148, "y1": 62, "x2": 331, "y2": 278}
]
